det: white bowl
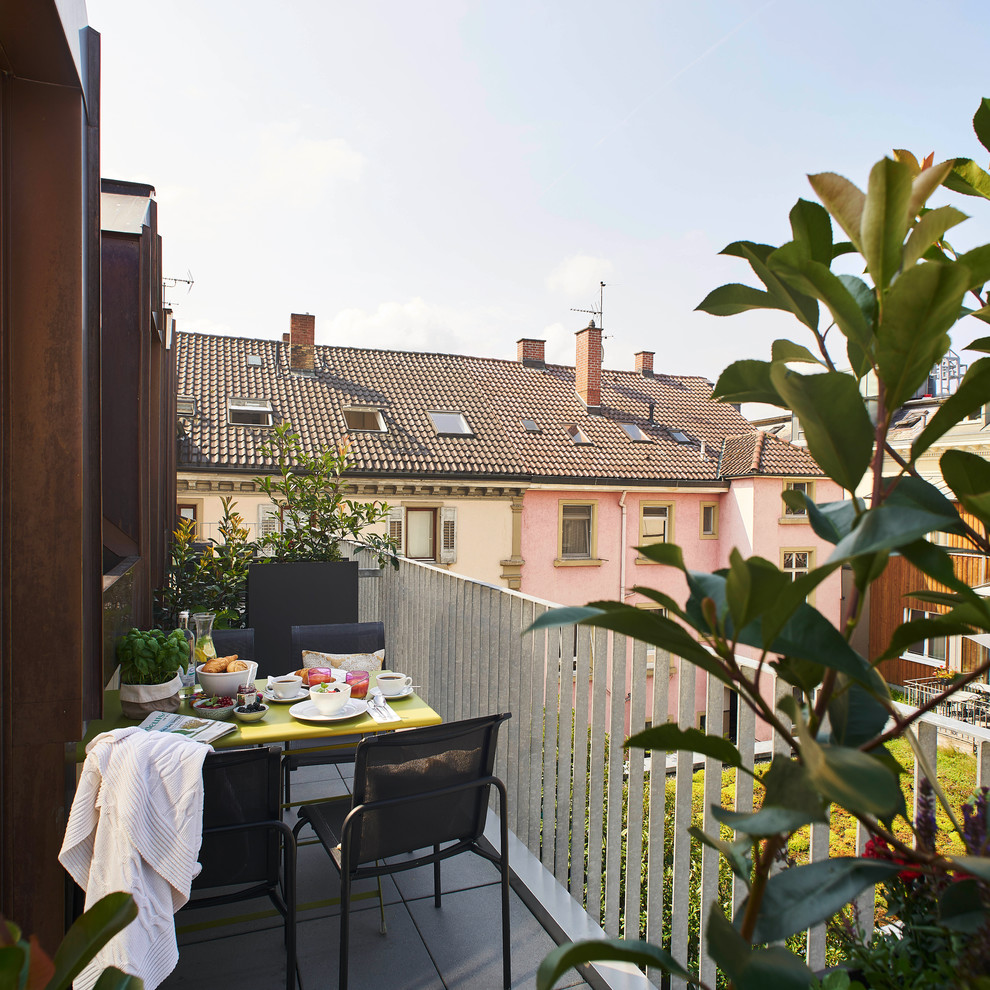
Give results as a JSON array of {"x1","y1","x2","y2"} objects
[
  {"x1": 309, "y1": 682, "x2": 351, "y2": 715},
  {"x1": 234, "y1": 703, "x2": 269, "y2": 722},
  {"x1": 196, "y1": 660, "x2": 258, "y2": 698}
]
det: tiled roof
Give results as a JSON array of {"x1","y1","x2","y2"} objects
[
  {"x1": 718, "y1": 431, "x2": 823, "y2": 479},
  {"x1": 176, "y1": 332, "x2": 822, "y2": 484}
]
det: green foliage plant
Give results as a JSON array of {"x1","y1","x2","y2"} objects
[
  {"x1": 254, "y1": 422, "x2": 398, "y2": 567},
  {"x1": 116, "y1": 627, "x2": 188, "y2": 685},
  {"x1": 535, "y1": 98, "x2": 990, "y2": 990},
  {"x1": 0, "y1": 892, "x2": 142, "y2": 990},
  {"x1": 156, "y1": 496, "x2": 253, "y2": 628}
]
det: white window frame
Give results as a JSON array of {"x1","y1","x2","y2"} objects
[
  {"x1": 257, "y1": 503, "x2": 282, "y2": 552},
  {"x1": 782, "y1": 480, "x2": 814, "y2": 519},
  {"x1": 439, "y1": 506, "x2": 457, "y2": 564},
  {"x1": 428, "y1": 411, "x2": 473, "y2": 435},
  {"x1": 176, "y1": 395, "x2": 196, "y2": 416},
  {"x1": 344, "y1": 407, "x2": 387, "y2": 432},
  {"x1": 229, "y1": 396, "x2": 274, "y2": 427},
  {"x1": 639, "y1": 502, "x2": 674, "y2": 549},
  {"x1": 557, "y1": 501, "x2": 598, "y2": 565},
  {"x1": 903, "y1": 607, "x2": 951, "y2": 669}
]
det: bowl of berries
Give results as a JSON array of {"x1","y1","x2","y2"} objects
[
  {"x1": 191, "y1": 695, "x2": 236, "y2": 720},
  {"x1": 234, "y1": 701, "x2": 269, "y2": 722}
]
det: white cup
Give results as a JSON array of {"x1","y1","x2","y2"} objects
[
  {"x1": 377, "y1": 672, "x2": 413, "y2": 697},
  {"x1": 272, "y1": 674, "x2": 302, "y2": 699}
]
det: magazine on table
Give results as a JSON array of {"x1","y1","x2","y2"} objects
[{"x1": 138, "y1": 710, "x2": 237, "y2": 744}]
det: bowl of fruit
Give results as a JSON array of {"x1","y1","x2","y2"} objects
[
  {"x1": 191, "y1": 695, "x2": 236, "y2": 720},
  {"x1": 234, "y1": 701, "x2": 269, "y2": 722},
  {"x1": 309, "y1": 681, "x2": 351, "y2": 715}
]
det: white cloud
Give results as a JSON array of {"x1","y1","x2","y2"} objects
[{"x1": 545, "y1": 255, "x2": 614, "y2": 296}]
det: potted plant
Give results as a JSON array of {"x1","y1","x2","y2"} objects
[
  {"x1": 248, "y1": 423, "x2": 397, "y2": 671},
  {"x1": 116, "y1": 626, "x2": 190, "y2": 718}
]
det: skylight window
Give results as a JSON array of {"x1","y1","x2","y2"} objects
[
  {"x1": 565, "y1": 424, "x2": 592, "y2": 445},
  {"x1": 344, "y1": 407, "x2": 387, "y2": 432},
  {"x1": 228, "y1": 397, "x2": 273, "y2": 427},
  {"x1": 246, "y1": 354, "x2": 262, "y2": 367},
  {"x1": 176, "y1": 396, "x2": 196, "y2": 416},
  {"x1": 521, "y1": 418, "x2": 541, "y2": 433},
  {"x1": 669, "y1": 429, "x2": 692, "y2": 444},
  {"x1": 619, "y1": 422, "x2": 651, "y2": 442},
  {"x1": 429, "y1": 411, "x2": 472, "y2": 435}
]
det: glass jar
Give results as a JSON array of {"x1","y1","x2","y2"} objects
[
  {"x1": 192, "y1": 612, "x2": 217, "y2": 672},
  {"x1": 177, "y1": 611, "x2": 198, "y2": 699}
]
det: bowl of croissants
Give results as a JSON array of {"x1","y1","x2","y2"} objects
[{"x1": 196, "y1": 655, "x2": 259, "y2": 697}]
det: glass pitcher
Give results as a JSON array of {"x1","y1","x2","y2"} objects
[{"x1": 192, "y1": 612, "x2": 218, "y2": 672}]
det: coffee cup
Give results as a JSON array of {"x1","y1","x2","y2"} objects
[
  {"x1": 377, "y1": 672, "x2": 413, "y2": 697},
  {"x1": 272, "y1": 674, "x2": 302, "y2": 699}
]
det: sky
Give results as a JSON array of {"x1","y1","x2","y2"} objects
[{"x1": 87, "y1": 0, "x2": 990, "y2": 387}]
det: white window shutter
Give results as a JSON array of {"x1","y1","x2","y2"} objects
[
  {"x1": 439, "y1": 506, "x2": 457, "y2": 564},
  {"x1": 388, "y1": 506, "x2": 404, "y2": 552},
  {"x1": 258, "y1": 503, "x2": 281, "y2": 537}
]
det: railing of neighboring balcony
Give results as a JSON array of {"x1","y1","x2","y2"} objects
[{"x1": 347, "y1": 547, "x2": 990, "y2": 990}]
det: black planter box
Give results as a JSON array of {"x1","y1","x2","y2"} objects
[{"x1": 247, "y1": 560, "x2": 359, "y2": 675}]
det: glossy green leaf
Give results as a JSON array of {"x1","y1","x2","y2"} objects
[
  {"x1": 808, "y1": 172, "x2": 865, "y2": 253},
  {"x1": 938, "y1": 877, "x2": 988, "y2": 933},
  {"x1": 966, "y1": 336, "x2": 990, "y2": 353},
  {"x1": 944, "y1": 158, "x2": 990, "y2": 200},
  {"x1": 526, "y1": 606, "x2": 606, "y2": 633},
  {"x1": 802, "y1": 497, "x2": 863, "y2": 545},
  {"x1": 721, "y1": 241, "x2": 819, "y2": 330},
  {"x1": 725, "y1": 550, "x2": 790, "y2": 633},
  {"x1": 912, "y1": 357, "x2": 990, "y2": 459},
  {"x1": 696, "y1": 283, "x2": 781, "y2": 317},
  {"x1": 828, "y1": 477, "x2": 966, "y2": 562},
  {"x1": 900, "y1": 539, "x2": 982, "y2": 602},
  {"x1": 907, "y1": 159, "x2": 955, "y2": 219},
  {"x1": 954, "y1": 243, "x2": 990, "y2": 289},
  {"x1": 0, "y1": 946, "x2": 26, "y2": 990},
  {"x1": 903, "y1": 205, "x2": 968, "y2": 270},
  {"x1": 770, "y1": 338, "x2": 822, "y2": 365},
  {"x1": 878, "y1": 614, "x2": 976, "y2": 662},
  {"x1": 772, "y1": 655, "x2": 825, "y2": 693},
  {"x1": 974, "y1": 98, "x2": 990, "y2": 154},
  {"x1": 949, "y1": 855, "x2": 990, "y2": 882},
  {"x1": 827, "y1": 677, "x2": 891, "y2": 746},
  {"x1": 832, "y1": 240, "x2": 857, "y2": 259},
  {"x1": 798, "y1": 725, "x2": 903, "y2": 820},
  {"x1": 789, "y1": 197, "x2": 833, "y2": 265},
  {"x1": 48, "y1": 893, "x2": 138, "y2": 990},
  {"x1": 712, "y1": 359, "x2": 784, "y2": 406},
  {"x1": 893, "y1": 148, "x2": 922, "y2": 175},
  {"x1": 861, "y1": 158, "x2": 912, "y2": 291},
  {"x1": 689, "y1": 826, "x2": 753, "y2": 884},
  {"x1": 877, "y1": 261, "x2": 970, "y2": 411},
  {"x1": 740, "y1": 858, "x2": 900, "y2": 943},
  {"x1": 627, "y1": 586, "x2": 690, "y2": 622},
  {"x1": 769, "y1": 242, "x2": 872, "y2": 352},
  {"x1": 626, "y1": 724, "x2": 746, "y2": 771},
  {"x1": 965, "y1": 305, "x2": 990, "y2": 324},
  {"x1": 633, "y1": 542, "x2": 687, "y2": 571},
  {"x1": 769, "y1": 367, "x2": 874, "y2": 491},
  {"x1": 941, "y1": 447, "x2": 990, "y2": 520},
  {"x1": 536, "y1": 938, "x2": 693, "y2": 990},
  {"x1": 707, "y1": 905, "x2": 816, "y2": 990}
]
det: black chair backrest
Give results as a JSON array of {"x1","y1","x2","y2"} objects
[
  {"x1": 194, "y1": 746, "x2": 281, "y2": 890},
  {"x1": 212, "y1": 628, "x2": 256, "y2": 664},
  {"x1": 290, "y1": 622, "x2": 384, "y2": 667},
  {"x1": 348, "y1": 713, "x2": 510, "y2": 865}
]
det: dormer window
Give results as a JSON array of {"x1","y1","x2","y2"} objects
[
  {"x1": 619, "y1": 422, "x2": 651, "y2": 442},
  {"x1": 565, "y1": 424, "x2": 592, "y2": 445},
  {"x1": 429, "y1": 411, "x2": 472, "y2": 435},
  {"x1": 228, "y1": 397, "x2": 273, "y2": 427},
  {"x1": 177, "y1": 395, "x2": 196, "y2": 416},
  {"x1": 344, "y1": 407, "x2": 387, "y2": 432}
]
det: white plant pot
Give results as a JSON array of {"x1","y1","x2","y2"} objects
[{"x1": 119, "y1": 674, "x2": 182, "y2": 719}]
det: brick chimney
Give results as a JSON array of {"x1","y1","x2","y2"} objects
[
  {"x1": 635, "y1": 351, "x2": 654, "y2": 377},
  {"x1": 289, "y1": 313, "x2": 315, "y2": 372},
  {"x1": 575, "y1": 321, "x2": 602, "y2": 410},
  {"x1": 517, "y1": 338, "x2": 545, "y2": 368}
]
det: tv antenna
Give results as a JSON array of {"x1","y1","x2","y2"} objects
[
  {"x1": 163, "y1": 270, "x2": 195, "y2": 308},
  {"x1": 570, "y1": 281, "x2": 606, "y2": 328}
]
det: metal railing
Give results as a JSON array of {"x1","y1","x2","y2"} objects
[
  {"x1": 347, "y1": 547, "x2": 990, "y2": 987},
  {"x1": 904, "y1": 675, "x2": 990, "y2": 727}
]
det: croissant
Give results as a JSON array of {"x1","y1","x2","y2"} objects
[
  {"x1": 228, "y1": 659, "x2": 248, "y2": 672},
  {"x1": 202, "y1": 654, "x2": 238, "y2": 673}
]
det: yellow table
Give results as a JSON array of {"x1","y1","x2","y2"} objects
[{"x1": 78, "y1": 675, "x2": 441, "y2": 757}]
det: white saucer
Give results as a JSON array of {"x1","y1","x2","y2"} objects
[
  {"x1": 377, "y1": 686, "x2": 414, "y2": 700},
  {"x1": 263, "y1": 687, "x2": 309, "y2": 704},
  {"x1": 289, "y1": 699, "x2": 369, "y2": 722}
]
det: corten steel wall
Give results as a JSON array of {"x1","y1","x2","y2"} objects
[{"x1": 0, "y1": 3, "x2": 102, "y2": 949}]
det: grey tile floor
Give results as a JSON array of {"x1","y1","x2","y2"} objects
[{"x1": 161, "y1": 761, "x2": 591, "y2": 990}]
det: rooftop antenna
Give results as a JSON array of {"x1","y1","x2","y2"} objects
[
  {"x1": 163, "y1": 270, "x2": 195, "y2": 308},
  {"x1": 570, "y1": 281, "x2": 606, "y2": 328}
]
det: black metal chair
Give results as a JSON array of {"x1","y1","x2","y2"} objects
[
  {"x1": 211, "y1": 627, "x2": 263, "y2": 674},
  {"x1": 293, "y1": 713, "x2": 512, "y2": 990},
  {"x1": 282, "y1": 622, "x2": 386, "y2": 804},
  {"x1": 184, "y1": 746, "x2": 297, "y2": 990}
]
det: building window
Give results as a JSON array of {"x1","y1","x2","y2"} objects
[
  {"x1": 177, "y1": 503, "x2": 198, "y2": 536},
  {"x1": 783, "y1": 480, "x2": 814, "y2": 518},
  {"x1": 558, "y1": 502, "x2": 597, "y2": 562},
  {"x1": 176, "y1": 395, "x2": 196, "y2": 416},
  {"x1": 228, "y1": 397, "x2": 274, "y2": 427},
  {"x1": 782, "y1": 550, "x2": 813, "y2": 581},
  {"x1": 700, "y1": 502, "x2": 718, "y2": 538},
  {"x1": 640, "y1": 503, "x2": 673, "y2": 547},
  {"x1": 406, "y1": 508, "x2": 437, "y2": 560},
  {"x1": 344, "y1": 407, "x2": 386, "y2": 431},
  {"x1": 246, "y1": 354, "x2": 262, "y2": 367},
  {"x1": 619, "y1": 422, "x2": 651, "y2": 442},
  {"x1": 521, "y1": 418, "x2": 541, "y2": 432},
  {"x1": 428, "y1": 411, "x2": 472, "y2": 435},
  {"x1": 565, "y1": 424, "x2": 592, "y2": 445},
  {"x1": 905, "y1": 607, "x2": 948, "y2": 666},
  {"x1": 669, "y1": 429, "x2": 692, "y2": 444}
]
